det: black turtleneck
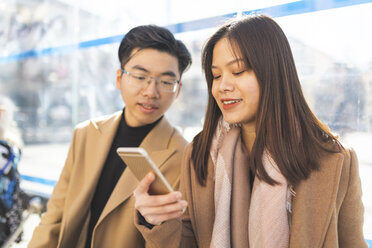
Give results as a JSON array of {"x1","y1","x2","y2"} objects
[{"x1": 85, "y1": 109, "x2": 162, "y2": 247}]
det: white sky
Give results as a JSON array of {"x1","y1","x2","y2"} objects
[
  {"x1": 2, "y1": 0, "x2": 371, "y2": 69},
  {"x1": 66, "y1": 0, "x2": 372, "y2": 69},
  {"x1": 276, "y1": 3, "x2": 372, "y2": 69}
]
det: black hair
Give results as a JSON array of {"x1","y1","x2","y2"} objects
[
  {"x1": 192, "y1": 15, "x2": 341, "y2": 186},
  {"x1": 118, "y1": 25, "x2": 192, "y2": 76}
]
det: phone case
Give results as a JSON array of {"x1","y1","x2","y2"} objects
[{"x1": 116, "y1": 147, "x2": 174, "y2": 195}]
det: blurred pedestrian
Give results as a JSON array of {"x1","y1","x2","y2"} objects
[{"x1": 0, "y1": 96, "x2": 26, "y2": 245}]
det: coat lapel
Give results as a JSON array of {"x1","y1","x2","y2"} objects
[
  {"x1": 77, "y1": 113, "x2": 121, "y2": 208},
  {"x1": 289, "y1": 152, "x2": 344, "y2": 247},
  {"x1": 60, "y1": 112, "x2": 121, "y2": 247},
  {"x1": 96, "y1": 117, "x2": 176, "y2": 226},
  {"x1": 191, "y1": 156, "x2": 215, "y2": 247}
]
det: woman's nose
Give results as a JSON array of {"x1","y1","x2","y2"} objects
[{"x1": 219, "y1": 75, "x2": 234, "y2": 92}]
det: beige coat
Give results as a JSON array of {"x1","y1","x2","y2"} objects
[
  {"x1": 29, "y1": 112, "x2": 188, "y2": 248},
  {"x1": 138, "y1": 143, "x2": 367, "y2": 248}
]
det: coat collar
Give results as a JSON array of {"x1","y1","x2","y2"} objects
[
  {"x1": 95, "y1": 115, "x2": 177, "y2": 227},
  {"x1": 189, "y1": 130, "x2": 251, "y2": 248},
  {"x1": 83, "y1": 111, "x2": 123, "y2": 195},
  {"x1": 77, "y1": 111, "x2": 122, "y2": 209},
  {"x1": 189, "y1": 143, "x2": 344, "y2": 247},
  {"x1": 60, "y1": 112, "x2": 178, "y2": 247},
  {"x1": 289, "y1": 152, "x2": 344, "y2": 246},
  {"x1": 59, "y1": 112, "x2": 122, "y2": 247}
]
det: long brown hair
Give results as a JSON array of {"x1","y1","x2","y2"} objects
[{"x1": 192, "y1": 15, "x2": 341, "y2": 186}]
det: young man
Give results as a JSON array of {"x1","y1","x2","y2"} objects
[{"x1": 29, "y1": 25, "x2": 192, "y2": 248}]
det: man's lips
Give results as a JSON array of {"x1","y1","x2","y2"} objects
[{"x1": 138, "y1": 103, "x2": 159, "y2": 112}]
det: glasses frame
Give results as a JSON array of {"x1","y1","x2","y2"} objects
[{"x1": 120, "y1": 69, "x2": 180, "y2": 93}]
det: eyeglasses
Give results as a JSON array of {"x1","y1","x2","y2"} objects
[{"x1": 120, "y1": 69, "x2": 179, "y2": 93}]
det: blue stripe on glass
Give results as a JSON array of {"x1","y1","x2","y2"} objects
[
  {"x1": 0, "y1": 0, "x2": 372, "y2": 64},
  {"x1": 20, "y1": 175, "x2": 57, "y2": 186},
  {"x1": 78, "y1": 34, "x2": 124, "y2": 49},
  {"x1": 16, "y1": 174, "x2": 372, "y2": 245},
  {"x1": 366, "y1": 239, "x2": 372, "y2": 247},
  {"x1": 165, "y1": 12, "x2": 237, "y2": 33}
]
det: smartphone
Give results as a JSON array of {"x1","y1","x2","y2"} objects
[{"x1": 116, "y1": 147, "x2": 174, "y2": 195}]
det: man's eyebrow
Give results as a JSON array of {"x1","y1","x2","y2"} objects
[
  {"x1": 131, "y1": 65, "x2": 177, "y2": 78},
  {"x1": 160, "y1": 71, "x2": 177, "y2": 77},
  {"x1": 131, "y1": 65, "x2": 149, "y2": 73}
]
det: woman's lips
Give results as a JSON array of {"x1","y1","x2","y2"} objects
[{"x1": 221, "y1": 99, "x2": 242, "y2": 110}]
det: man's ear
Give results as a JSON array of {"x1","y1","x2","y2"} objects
[
  {"x1": 115, "y1": 69, "x2": 122, "y2": 89},
  {"x1": 175, "y1": 81, "x2": 182, "y2": 98}
]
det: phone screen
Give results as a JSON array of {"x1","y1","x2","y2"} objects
[{"x1": 116, "y1": 147, "x2": 174, "y2": 195}]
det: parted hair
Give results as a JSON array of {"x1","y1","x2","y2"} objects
[
  {"x1": 118, "y1": 25, "x2": 192, "y2": 76},
  {"x1": 192, "y1": 15, "x2": 341, "y2": 186}
]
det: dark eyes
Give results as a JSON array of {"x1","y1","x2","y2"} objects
[
  {"x1": 212, "y1": 70, "x2": 246, "y2": 80},
  {"x1": 160, "y1": 80, "x2": 174, "y2": 85},
  {"x1": 134, "y1": 75, "x2": 146, "y2": 80},
  {"x1": 232, "y1": 70, "x2": 246, "y2": 75}
]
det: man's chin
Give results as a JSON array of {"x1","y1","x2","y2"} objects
[{"x1": 138, "y1": 114, "x2": 163, "y2": 126}]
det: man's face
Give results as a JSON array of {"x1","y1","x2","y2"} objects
[{"x1": 116, "y1": 48, "x2": 181, "y2": 127}]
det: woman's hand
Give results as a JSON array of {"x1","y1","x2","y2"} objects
[{"x1": 133, "y1": 172, "x2": 188, "y2": 226}]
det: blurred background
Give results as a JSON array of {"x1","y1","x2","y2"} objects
[{"x1": 0, "y1": 0, "x2": 372, "y2": 246}]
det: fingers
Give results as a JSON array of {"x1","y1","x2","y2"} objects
[
  {"x1": 138, "y1": 200, "x2": 188, "y2": 226},
  {"x1": 139, "y1": 200, "x2": 188, "y2": 216},
  {"x1": 136, "y1": 191, "x2": 182, "y2": 207},
  {"x1": 142, "y1": 207, "x2": 187, "y2": 226},
  {"x1": 133, "y1": 173, "x2": 188, "y2": 226},
  {"x1": 134, "y1": 191, "x2": 185, "y2": 213},
  {"x1": 133, "y1": 172, "x2": 156, "y2": 197}
]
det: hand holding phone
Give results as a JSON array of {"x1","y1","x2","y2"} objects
[
  {"x1": 116, "y1": 147, "x2": 174, "y2": 195},
  {"x1": 134, "y1": 172, "x2": 188, "y2": 226}
]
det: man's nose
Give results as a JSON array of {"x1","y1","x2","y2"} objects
[{"x1": 142, "y1": 79, "x2": 160, "y2": 98}]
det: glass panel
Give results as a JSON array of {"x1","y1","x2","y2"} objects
[{"x1": 0, "y1": 0, "x2": 371, "y2": 242}]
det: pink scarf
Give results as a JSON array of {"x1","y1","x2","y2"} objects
[{"x1": 210, "y1": 119, "x2": 292, "y2": 248}]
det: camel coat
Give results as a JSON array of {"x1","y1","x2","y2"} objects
[
  {"x1": 29, "y1": 111, "x2": 187, "y2": 248},
  {"x1": 138, "y1": 143, "x2": 367, "y2": 248}
]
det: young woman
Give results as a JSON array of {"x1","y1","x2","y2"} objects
[{"x1": 134, "y1": 15, "x2": 367, "y2": 247}]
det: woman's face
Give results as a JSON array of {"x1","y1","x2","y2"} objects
[{"x1": 211, "y1": 38, "x2": 260, "y2": 130}]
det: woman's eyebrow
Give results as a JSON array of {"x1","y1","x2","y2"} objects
[
  {"x1": 227, "y1": 58, "x2": 244, "y2": 66},
  {"x1": 212, "y1": 58, "x2": 244, "y2": 69}
]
